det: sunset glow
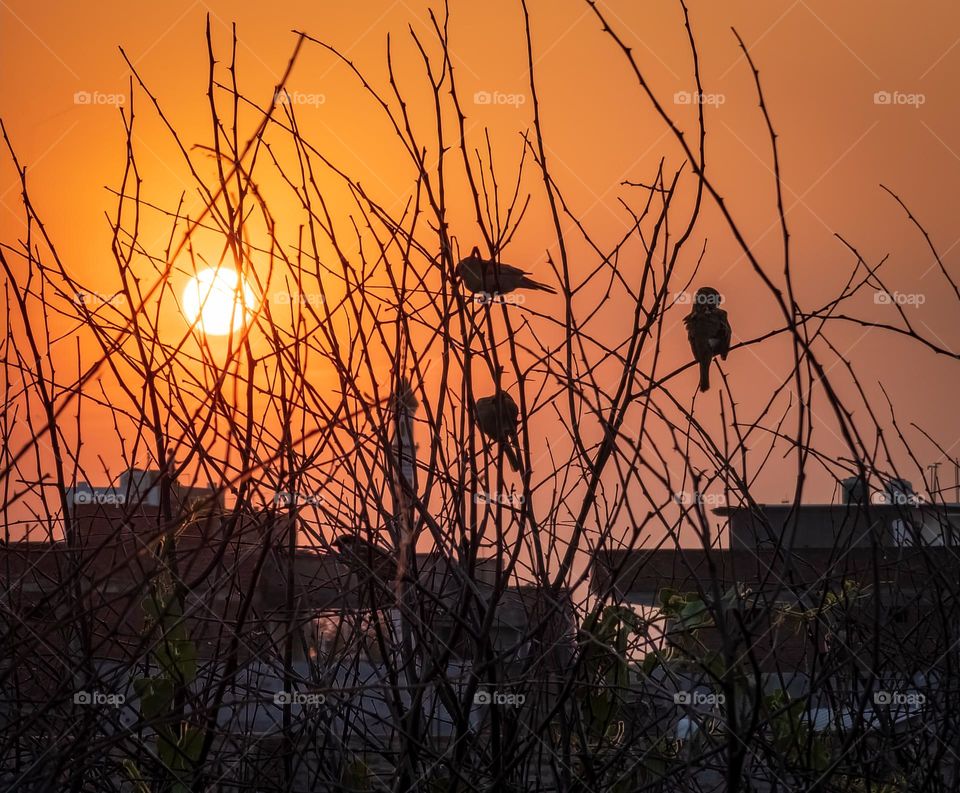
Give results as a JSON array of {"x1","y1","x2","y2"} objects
[
  {"x1": 3, "y1": 2, "x2": 960, "y2": 787},
  {"x1": 181, "y1": 267, "x2": 255, "y2": 336}
]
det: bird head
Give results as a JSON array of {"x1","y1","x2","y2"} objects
[
  {"x1": 495, "y1": 389, "x2": 518, "y2": 413},
  {"x1": 693, "y1": 287, "x2": 723, "y2": 311},
  {"x1": 469, "y1": 245, "x2": 482, "y2": 259}
]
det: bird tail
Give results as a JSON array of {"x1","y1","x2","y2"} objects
[
  {"x1": 519, "y1": 277, "x2": 557, "y2": 294},
  {"x1": 699, "y1": 359, "x2": 711, "y2": 392},
  {"x1": 503, "y1": 439, "x2": 522, "y2": 472}
]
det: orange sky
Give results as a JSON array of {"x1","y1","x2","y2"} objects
[{"x1": 2, "y1": 0, "x2": 959, "y2": 528}]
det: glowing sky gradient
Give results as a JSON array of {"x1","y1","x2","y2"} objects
[{"x1": 2, "y1": 1, "x2": 959, "y2": 509}]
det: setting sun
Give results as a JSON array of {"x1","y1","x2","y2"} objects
[
  {"x1": 182, "y1": 267, "x2": 255, "y2": 336},
  {"x1": 4, "y1": 2, "x2": 960, "y2": 787}
]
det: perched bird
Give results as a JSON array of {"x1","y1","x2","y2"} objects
[
  {"x1": 457, "y1": 246, "x2": 556, "y2": 296},
  {"x1": 683, "y1": 286, "x2": 731, "y2": 392},
  {"x1": 475, "y1": 391, "x2": 523, "y2": 472},
  {"x1": 333, "y1": 535, "x2": 398, "y2": 583}
]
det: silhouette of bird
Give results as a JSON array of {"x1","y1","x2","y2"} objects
[
  {"x1": 475, "y1": 391, "x2": 523, "y2": 472},
  {"x1": 457, "y1": 246, "x2": 556, "y2": 296},
  {"x1": 683, "y1": 287, "x2": 731, "y2": 392},
  {"x1": 333, "y1": 535, "x2": 398, "y2": 582}
]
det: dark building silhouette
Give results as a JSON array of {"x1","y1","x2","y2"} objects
[
  {"x1": 1, "y1": 469, "x2": 576, "y2": 789},
  {"x1": 591, "y1": 477, "x2": 960, "y2": 752}
]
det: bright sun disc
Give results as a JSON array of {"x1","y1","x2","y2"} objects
[{"x1": 182, "y1": 267, "x2": 255, "y2": 336}]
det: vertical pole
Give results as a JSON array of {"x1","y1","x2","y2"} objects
[{"x1": 391, "y1": 376, "x2": 422, "y2": 791}]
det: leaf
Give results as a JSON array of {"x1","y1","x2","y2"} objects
[
  {"x1": 640, "y1": 652, "x2": 660, "y2": 676},
  {"x1": 155, "y1": 633, "x2": 198, "y2": 685},
  {"x1": 179, "y1": 724, "x2": 205, "y2": 762},
  {"x1": 134, "y1": 675, "x2": 175, "y2": 722},
  {"x1": 159, "y1": 723, "x2": 204, "y2": 773},
  {"x1": 121, "y1": 759, "x2": 151, "y2": 793},
  {"x1": 659, "y1": 587, "x2": 679, "y2": 608},
  {"x1": 677, "y1": 597, "x2": 713, "y2": 630},
  {"x1": 588, "y1": 688, "x2": 614, "y2": 723}
]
